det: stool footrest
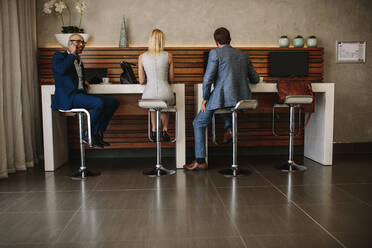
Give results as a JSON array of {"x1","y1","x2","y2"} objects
[
  {"x1": 276, "y1": 163, "x2": 307, "y2": 172},
  {"x1": 143, "y1": 166, "x2": 176, "y2": 177},
  {"x1": 71, "y1": 169, "x2": 101, "y2": 180},
  {"x1": 219, "y1": 168, "x2": 252, "y2": 177}
]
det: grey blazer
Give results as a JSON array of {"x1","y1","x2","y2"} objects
[{"x1": 203, "y1": 45, "x2": 260, "y2": 111}]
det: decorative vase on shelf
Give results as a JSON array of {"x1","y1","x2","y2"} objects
[
  {"x1": 279, "y1": 35, "x2": 290, "y2": 47},
  {"x1": 119, "y1": 16, "x2": 128, "y2": 47},
  {"x1": 307, "y1": 35, "x2": 318, "y2": 48},
  {"x1": 55, "y1": 33, "x2": 90, "y2": 48},
  {"x1": 293, "y1": 35, "x2": 304, "y2": 48}
]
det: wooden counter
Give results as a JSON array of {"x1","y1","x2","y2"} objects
[{"x1": 38, "y1": 47, "x2": 324, "y2": 150}]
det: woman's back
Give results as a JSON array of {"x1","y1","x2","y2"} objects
[
  {"x1": 142, "y1": 51, "x2": 169, "y2": 82},
  {"x1": 141, "y1": 51, "x2": 174, "y2": 105}
]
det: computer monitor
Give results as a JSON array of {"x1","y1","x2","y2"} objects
[
  {"x1": 85, "y1": 68, "x2": 107, "y2": 84},
  {"x1": 269, "y1": 52, "x2": 309, "y2": 77}
]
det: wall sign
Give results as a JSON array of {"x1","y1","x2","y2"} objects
[{"x1": 336, "y1": 41, "x2": 366, "y2": 63}]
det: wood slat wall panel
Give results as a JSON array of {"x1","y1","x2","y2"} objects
[{"x1": 39, "y1": 47, "x2": 323, "y2": 150}]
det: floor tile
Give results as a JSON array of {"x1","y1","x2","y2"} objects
[
  {"x1": 0, "y1": 212, "x2": 74, "y2": 244},
  {"x1": 8, "y1": 191, "x2": 84, "y2": 212},
  {"x1": 147, "y1": 237, "x2": 246, "y2": 248},
  {"x1": 243, "y1": 233, "x2": 342, "y2": 248},
  {"x1": 0, "y1": 245, "x2": 51, "y2": 248},
  {"x1": 95, "y1": 170, "x2": 210, "y2": 190},
  {"x1": 53, "y1": 241, "x2": 146, "y2": 248},
  {"x1": 229, "y1": 204, "x2": 326, "y2": 236},
  {"x1": 0, "y1": 193, "x2": 27, "y2": 212},
  {"x1": 57, "y1": 208, "x2": 238, "y2": 242},
  {"x1": 84, "y1": 187, "x2": 222, "y2": 210},
  {"x1": 217, "y1": 187, "x2": 289, "y2": 209},
  {"x1": 278, "y1": 185, "x2": 361, "y2": 205},
  {"x1": 56, "y1": 210, "x2": 152, "y2": 242},
  {"x1": 299, "y1": 202, "x2": 372, "y2": 235},
  {"x1": 208, "y1": 170, "x2": 271, "y2": 188},
  {"x1": 332, "y1": 232, "x2": 372, "y2": 248},
  {"x1": 336, "y1": 183, "x2": 372, "y2": 205},
  {"x1": 260, "y1": 168, "x2": 335, "y2": 186},
  {"x1": 0, "y1": 170, "x2": 49, "y2": 192},
  {"x1": 31, "y1": 174, "x2": 101, "y2": 192}
]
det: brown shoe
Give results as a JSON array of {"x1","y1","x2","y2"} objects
[
  {"x1": 222, "y1": 128, "x2": 232, "y2": 144},
  {"x1": 183, "y1": 160, "x2": 208, "y2": 171}
]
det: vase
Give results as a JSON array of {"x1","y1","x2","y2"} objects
[
  {"x1": 119, "y1": 16, "x2": 128, "y2": 47},
  {"x1": 293, "y1": 36, "x2": 304, "y2": 48},
  {"x1": 279, "y1": 36, "x2": 290, "y2": 47},
  {"x1": 55, "y1": 33, "x2": 90, "y2": 48},
  {"x1": 307, "y1": 37, "x2": 318, "y2": 48}
]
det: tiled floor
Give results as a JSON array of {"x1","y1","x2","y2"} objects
[{"x1": 0, "y1": 154, "x2": 371, "y2": 247}]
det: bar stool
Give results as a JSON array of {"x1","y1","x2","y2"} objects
[
  {"x1": 58, "y1": 108, "x2": 101, "y2": 179},
  {"x1": 272, "y1": 95, "x2": 313, "y2": 172},
  {"x1": 212, "y1": 99, "x2": 258, "y2": 177},
  {"x1": 138, "y1": 99, "x2": 177, "y2": 177}
]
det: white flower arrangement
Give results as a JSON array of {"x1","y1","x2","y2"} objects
[{"x1": 42, "y1": 0, "x2": 87, "y2": 33}]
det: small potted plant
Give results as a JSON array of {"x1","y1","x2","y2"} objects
[
  {"x1": 307, "y1": 35, "x2": 318, "y2": 48},
  {"x1": 42, "y1": 0, "x2": 89, "y2": 47},
  {"x1": 293, "y1": 35, "x2": 305, "y2": 48},
  {"x1": 279, "y1": 35, "x2": 290, "y2": 48}
]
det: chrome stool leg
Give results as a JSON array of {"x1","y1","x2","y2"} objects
[
  {"x1": 143, "y1": 109, "x2": 176, "y2": 177},
  {"x1": 71, "y1": 112, "x2": 100, "y2": 180},
  {"x1": 219, "y1": 110, "x2": 252, "y2": 177},
  {"x1": 276, "y1": 105, "x2": 307, "y2": 172}
]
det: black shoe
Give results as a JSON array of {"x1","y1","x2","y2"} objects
[
  {"x1": 98, "y1": 133, "x2": 110, "y2": 146},
  {"x1": 151, "y1": 131, "x2": 156, "y2": 142},
  {"x1": 162, "y1": 130, "x2": 171, "y2": 142},
  {"x1": 91, "y1": 135, "x2": 104, "y2": 148},
  {"x1": 82, "y1": 131, "x2": 90, "y2": 145},
  {"x1": 82, "y1": 136, "x2": 90, "y2": 145}
]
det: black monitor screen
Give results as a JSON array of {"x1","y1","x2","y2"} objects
[
  {"x1": 85, "y1": 68, "x2": 107, "y2": 84},
  {"x1": 269, "y1": 52, "x2": 308, "y2": 77}
]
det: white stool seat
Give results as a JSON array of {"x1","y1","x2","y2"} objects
[
  {"x1": 284, "y1": 95, "x2": 313, "y2": 105},
  {"x1": 214, "y1": 100, "x2": 258, "y2": 114},
  {"x1": 138, "y1": 99, "x2": 169, "y2": 109},
  {"x1": 233, "y1": 99, "x2": 258, "y2": 111}
]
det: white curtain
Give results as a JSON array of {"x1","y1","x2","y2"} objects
[{"x1": 0, "y1": 0, "x2": 41, "y2": 178}]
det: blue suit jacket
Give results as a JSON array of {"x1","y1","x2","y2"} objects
[
  {"x1": 51, "y1": 51, "x2": 85, "y2": 110},
  {"x1": 203, "y1": 45, "x2": 260, "y2": 111}
]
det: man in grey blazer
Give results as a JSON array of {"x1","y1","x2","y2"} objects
[{"x1": 184, "y1": 27, "x2": 260, "y2": 171}]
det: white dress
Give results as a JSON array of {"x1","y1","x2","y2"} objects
[{"x1": 141, "y1": 51, "x2": 175, "y2": 105}]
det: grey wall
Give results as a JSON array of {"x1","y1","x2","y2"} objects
[{"x1": 36, "y1": 0, "x2": 372, "y2": 143}]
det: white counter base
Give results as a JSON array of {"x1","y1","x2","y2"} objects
[{"x1": 41, "y1": 84, "x2": 186, "y2": 171}]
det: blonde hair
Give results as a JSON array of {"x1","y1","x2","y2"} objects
[{"x1": 148, "y1": 29, "x2": 165, "y2": 56}]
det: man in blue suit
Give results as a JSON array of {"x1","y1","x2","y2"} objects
[
  {"x1": 51, "y1": 34, "x2": 119, "y2": 147},
  {"x1": 184, "y1": 27, "x2": 260, "y2": 170}
]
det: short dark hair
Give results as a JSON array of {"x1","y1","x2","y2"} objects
[{"x1": 214, "y1": 27, "x2": 231, "y2": 45}]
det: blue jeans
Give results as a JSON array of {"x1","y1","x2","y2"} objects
[
  {"x1": 193, "y1": 110, "x2": 231, "y2": 159},
  {"x1": 72, "y1": 93, "x2": 119, "y2": 135}
]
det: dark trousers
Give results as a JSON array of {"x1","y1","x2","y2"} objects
[{"x1": 72, "y1": 93, "x2": 119, "y2": 135}]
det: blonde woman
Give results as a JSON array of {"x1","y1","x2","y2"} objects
[{"x1": 138, "y1": 29, "x2": 175, "y2": 141}]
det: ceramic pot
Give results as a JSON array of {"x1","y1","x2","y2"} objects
[
  {"x1": 307, "y1": 36, "x2": 318, "y2": 48},
  {"x1": 279, "y1": 36, "x2": 290, "y2": 47},
  {"x1": 293, "y1": 36, "x2": 304, "y2": 48}
]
